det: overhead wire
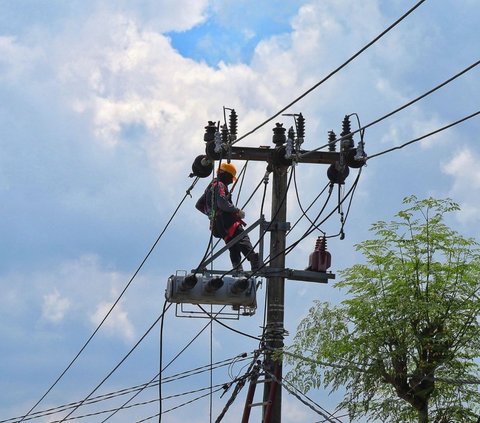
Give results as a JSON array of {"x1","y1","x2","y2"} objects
[
  {"x1": 290, "y1": 167, "x2": 330, "y2": 235},
  {"x1": 56, "y1": 304, "x2": 173, "y2": 423},
  {"x1": 301, "y1": 58, "x2": 480, "y2": 157},
  {"x1": 44, "y1": 382, "x2": 236, "y2": 423},
  {"x1": 367, "y1": 110, "x2": 480, "y2": 160},
  {"x1": 135, "y1": 385, "x2": 227, "y2": 423},
  {"x1": 98, "y1": 309, "x2": 245, "y2": 422},
  {"x1": 263, "y1": 368, "x2": 342, "y2": 423},
  {"x1": 214, "y1": 350, "x2": 262, "y2": 422},
  {"x1": 45, "y1": 381, "x2": 240, "y2": 423},
  {"x1": 231, "y1": 0, "x2": 428, "y2": 147},
  {"x1": 5, "y1": 324, "x2": 245, "y2": 423},
  {"x1": 158, "y1": 299, "x2": 168, "y2": 422},
  {"x1": 284, "y1": 170, "x2": 362, "y2": 257},
  {"x1": 17, "y1": 178, "x2": 199, "y2": 423}
]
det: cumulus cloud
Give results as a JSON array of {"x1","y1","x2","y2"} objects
[
  {"x1": 42, "y1": 289, "x2": 71, "y2": 323},
  {"x1": 442, "y1": 148, "x2": 480, "y2": 223},
  {"x1": 0, "y1": 36, "x2": 42, "y2": 82},
  {"x1": 90, "y1": 299, "x2": 135, "y2": 342}
]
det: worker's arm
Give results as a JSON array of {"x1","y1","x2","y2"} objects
[
  {"x1": 195, "y1": 193, "x2": 208, "y2": 215},
  {"x1": 215, "y1": 182, "x2": 238, "y2": 214}
]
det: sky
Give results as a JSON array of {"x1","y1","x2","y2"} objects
[{"x1": 1, "y1": 0, "x2": 479, "y2": 422}]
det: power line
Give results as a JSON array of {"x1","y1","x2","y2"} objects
[
  {"x1": 232, "y1": 0, "x2": 427, "y2": 146},
  {"x1": 367, "y1": 110, "x2": 480, "y2": 160},
  {"x1": 301, "y1": 58, "x2": 480, "y2": 158},
  {"x1": 98, "y1": 309, "x2": 246, "y2": 422},
  {"x1": 263, "y1": 368, "x2": 342, "y2": 423},
  {"x1": 135, "y1": 385, "x2": 227, "y2": 423},
  {"x1": 43, "y1": 382, "x2": 234, "y2": 423},
  {"x1": 57, "y1": 304, "x2": 172, "y2": 423},
  {"x1": 17, "y1": 179, "x2": 199, "y2": 422}
]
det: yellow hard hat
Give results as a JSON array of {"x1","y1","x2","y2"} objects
[{"x1": 218, "y1": 162, "x2": 237, "y2": 181}]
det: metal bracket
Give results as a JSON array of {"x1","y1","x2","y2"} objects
[
  {"x1": 262, "y1": 221, "x2": 291, "y2": 232},
  {"x1": 262, "y1": 267, "x2": 335, "y2": 283}
]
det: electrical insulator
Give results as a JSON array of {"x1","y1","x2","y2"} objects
[
  {"x1": 205, "y1": 277, "x2": 224, "y2": 293},
  {"x1": 307, "y1": 236, "x2": 331, "y2": 272},
  {"x1": 296, "y1": 113, "x2": 305, "y2": 144},
  {"x1": 204, "y1": 121, "x2": 217, "y2": 142},
  {"x1": 328, "y1": 130, "x2": 337, "y2": 152},
  {"x1": 221, "y1": 124, "x2": 229, "y2": 144},
  {"x1": 179, "y1": 274, "x2": 198, "y2": 291},
  {"x1": 285, "y1": 126, "x2": 295, "y2": 159},
  {"x1": 230, "y1": 278, "x2": 249, "y2": 294},
  {"x1": 272, "y1": 123, "x2": 286, "y2": 146},
  {"x1": 229, "y1": 109, "x2": 238, "y2": 141},
  {"x1": 340, "y1": 115, "x2": 354, "y2": 151},
  {"x1": 214, "y1": 130, "x2": 222, "y2": 153}
]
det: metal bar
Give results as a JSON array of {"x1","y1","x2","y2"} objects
[{"x1": 196, "y1": 217, "x2": 264, "y2": 271}]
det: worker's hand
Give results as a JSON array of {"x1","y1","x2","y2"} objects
[{"x1": 236, "y1": 209, "x2": 246, "y2": 219}]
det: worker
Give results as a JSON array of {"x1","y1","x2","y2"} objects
[{"x1": 196, "y1": 162, "x2": 260, "y2": 273}]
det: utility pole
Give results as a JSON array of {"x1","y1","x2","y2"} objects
[
  {"x1": 262, "y1": 124, "x2": 289, "y2": 422},
  {"x1": 189, "y1": 114, "x2": 364, "y2": 422}
]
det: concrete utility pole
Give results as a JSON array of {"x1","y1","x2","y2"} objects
[
  {"x1": 262, "y1": 135, "x2": 289, "y2": 422},
  {"x1": 191, "y1": 115, "x2": 363, "y2": 422}
]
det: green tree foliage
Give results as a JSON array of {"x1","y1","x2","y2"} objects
[{"x1": 285, "y1": 197, "x2": 480, "y2": 423}]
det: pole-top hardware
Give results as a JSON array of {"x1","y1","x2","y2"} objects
[{"x1": 272, "y1": 123, "x2": 287, "y2": 146}]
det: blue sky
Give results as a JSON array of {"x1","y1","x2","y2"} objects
[{"x1": 1, "y1": 1, "x2": 479, "y2": 422}]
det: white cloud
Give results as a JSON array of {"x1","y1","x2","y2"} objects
[
  {"x1": 42, "y1": 289, "x2": 71, "y2": 323},
  {"x1": 90, "y1": 299, "x2": 135, "y2": 342},
  {"x1": 442, "y1": 148, "x2": 480, "y2": 223},
  {"x1": 0, "y1": 36, "x2": 42, "y2": 82},
  {"x1": 116, "y1": 0, "x2": 209, "y2": 32}
]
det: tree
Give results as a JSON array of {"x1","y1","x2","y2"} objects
[{"x1": 285, "y1": 197, "x2": 480, "y2": 423}]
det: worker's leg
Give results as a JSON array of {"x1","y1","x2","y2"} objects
[
  {"x1": 233, "y1": 227, "x2": 260, "y2": 271},
  {"x1": 228, "y1": 243, "x2": 243, "y2": 272}
]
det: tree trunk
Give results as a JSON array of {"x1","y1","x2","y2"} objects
[{"x1": 418, "y1": 402, "x2": 429, "y2": 423}]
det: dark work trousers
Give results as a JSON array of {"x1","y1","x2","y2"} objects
[{"x1": 227, "y1": 225, "x2": 255, "y2": 268}]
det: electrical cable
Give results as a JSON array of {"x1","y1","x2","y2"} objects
[
  {"x1": 5, "y1": 327, "x2": 241, "y2": 423},
  {"x1": 290, "y1": 166, "x2": 330, "y2": 235},
  {"x1": 44, "y1": 382, "x2": 235, "y2": 423},
  {"x1": 301, "y1": 58, "x2": 480, "y2": 157},
  {"x1": 263, "y1": 368, "x2": 342, "y2": 423},
  {"x1": 16, "y1": 178, "x2": 199, "y2": 423},
  {"x1": 98, "y1": 308, "x2": 242, "y2": 422},
  {"x1": 158, "y1": 300, "x2": 168, "y2": 423},
  {"x1": 232, "y1": 0, "x2": 427, "y2": 147},
  {"x1": 284, "y1": 171, "x2": 361, "y2": 257},
  {"x1": 42, "y1": 382, "x2": 229, "y2": 423},
  {"x1": 214, "y1": 351, "x2": 262, "y2": 422},
  {"x1": 279, "y1": 377, "x2": 344, "y2": 423},
  {"x1": 314, "y1": 414, "x2": 350, "y2": 423},
  {"x1": 209, "y1": 305, "x2": 214, "y2": 423},
  {"x1": 234, "y1": 161, "x2": 249, "y2": 206},
  {"x1": 367, "y1": 109, "x2": 480, "y2": 160},
  {"x1": 56, "y1": 304, "x2": 173, "y2": 423},
  {"x1": 135, "y1": 385, "x2": 227, "y2": 423},
  {"x1": 197, "y1": 304, "x2": 262, "y2": 341}
]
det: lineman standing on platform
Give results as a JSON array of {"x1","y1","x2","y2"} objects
[{"x1": 196, "y1": 162, "x2": 260, "y2": 273}]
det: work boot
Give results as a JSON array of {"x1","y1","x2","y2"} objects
[
  {"x1": 249, "y1": 252, "x2": 261, "y2": 272},
  {"x1": 232, "y1": 261, "x2": 244, "y2": 275}
]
